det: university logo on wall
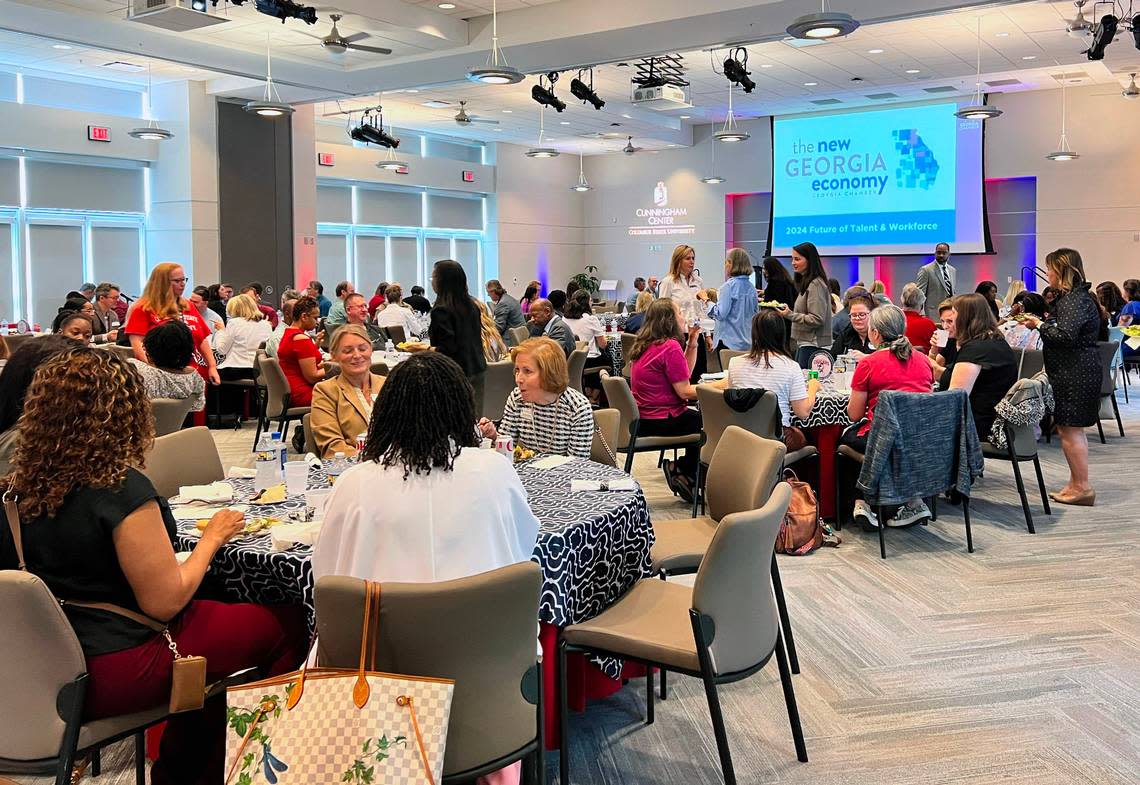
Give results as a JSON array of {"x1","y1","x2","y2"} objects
[{"x1": 653, "y1": 181, "x2": 668, "y2": 207}]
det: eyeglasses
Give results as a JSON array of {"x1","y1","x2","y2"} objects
[
  {"x1": 171, "y1": 277, "x2": 189, "y2": 284},
  {"x1": 850, "y1": 312, "x2": 869, "y2": 319}
]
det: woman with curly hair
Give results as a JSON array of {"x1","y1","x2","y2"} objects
[
  {"x1": 0, "y1": 335, "x2": 79, "y2": 473},
  {"x1": 313, "y1": 351, "x2": 539, "y2": 584},
  {"x1": 0, "y1": 348, "x2": 306, "y2": 784},
  {"x1": 124, "y1": 262, "x2": 220, "y2": 386}
]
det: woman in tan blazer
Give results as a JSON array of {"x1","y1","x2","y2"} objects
[{"x1": 310, "y1": 325, "x2": 384, "y2": 458}]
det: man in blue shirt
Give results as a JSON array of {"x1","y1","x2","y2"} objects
[
  {"x1": 624, "y1": 277, "x2": 647, "y2": 312},
  {"x1": 307, "y1": 280, "x2": 332, "y2": 318}
]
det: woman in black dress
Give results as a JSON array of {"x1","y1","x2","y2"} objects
[
  {"x1": 761, "y1": 256, "x2": 797, "y2": 309},
  {"x1": 428, "y1": 260, "x2": 488, "y2": 412},
  {"x1": 1021, "y1": 248, "x2": 1101, "y2": 506}
]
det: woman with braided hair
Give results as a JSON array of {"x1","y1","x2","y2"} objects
[{"x1": 312, "y1": 350, "x2": 539, "y2": 583}]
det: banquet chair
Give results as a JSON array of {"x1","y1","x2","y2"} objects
[
  {"x1": 718, "y1": 349, "x2": 746, "y2": 373},
  {"x1": 301, "y1": 413, "x2": 317, "y2": 456},
  {"x1": 142, "y1": 426, "x2": 224, "y2": 499},
  {"x1": 482, "y1": 360, "x2": 515, "y2": 422},
  {"x1": 599, "y1": 374, "x2": 706, "y2": 516},
  {"x1": 794, "y1": 345, "x2": 830, "y2": 369},
  {"x1": 590, "y1": 408, "x2": 620, "y2": 467},
  {"x1": 696, "y1": 386, "x2": 817, "y2": 477},
  {"x1": 2, "y1": 333, "x2": 34, "y2": 355},
  {"x1": 1016, "y1": 349, "x2": 1045, "y2": 379},
  {"x1": 1094, "y1": 340, "x2": 1125, "y2": 443},
  {"x1": 567, "y1": 349, "x2": 588, "y2": 394},
  {"x1": 255, "y1": 355, "x2": 310, "y2": 452},
  {"x1": 980, "y1": 422, "x2": 1050, "y2": 534},
  {"x1": 558, "y1": 483, "x2": 806, "y2": 785},
  {"x1": 385, "y1": 324, "x2": 407, "y2": 346},
  {"x1": 574, "y1": 340, "x2": 588, "y2": 351},
  {"x1": 620, "y1": 332, "x2": 637, "y2": 378},
  {"x1": 150, "y1": 397, "x2": 195, "y2": 437},
  {"x1": 370, "y1": 361, "x2": 389, "y2": 376},
  {"x1": 106, "y1": 344, "x2": 135, "y2": 362},
  {"x1": 315, "y1": 563, "x2": 544, "y2": 785},
  {"x1": 508, "y1": 325, "x2": 530, "y2": 347}
]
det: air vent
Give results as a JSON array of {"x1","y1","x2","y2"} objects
[
  {"x1": 1051, "y1": 71, "x2": 1089, "y2": 82},
  {"x1": 985, "y1": 78, "x2": 1021, "y2": 87},
  {"x1": 923, "y1": 86, "x2": 958, "y2": 94},
  {"x1": 421, "y1": 100, "x2": 452, "y2": 109},
  {"x1": 101, "y1": 61, "x2": 145, "y2": 72},
  {"x1": 865, "y1": 92, "x2": 898, "y2": 100},
  {"x1": 810, "y1": 98, "x2": 843, "y2": 105},
  {"x1": 782, "y1": 37, "x2": 827, "y2": 48}
]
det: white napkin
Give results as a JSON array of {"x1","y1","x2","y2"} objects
[
  {"x1": 270, "y1": 521, "x2": 322, "y2": 552},
  {"x1": 304, "y1": 453, "x2": 323, "y2": 468},
  {"x1": 172, "y1": 481, "x2": 234, "y2": 505},
  {"x1": 227, "y1": 467, "x2": 257, "y2": 479},
  {"x1": 530, "y1": 455, "x2": 574, "y2": 470},
  {"x1": 570, "y1": 478, "x2": 636, "y2": 492},
  {"x1": 171, "y1": 503, "x2": 250, "y2": 521}
]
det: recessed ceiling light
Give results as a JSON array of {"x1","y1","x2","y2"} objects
[
  {"x1": 621, "y1": 113, "x2": 631, "y2": 118},
  {"x1": 501, "y1": 109, "x2": 512, "y2": 113},
  {"x1": 404, "y1": 89, "x2": 419, "y2": 93},
  {"x1": 804, "y1": 81, "x2": 818, "y2": 86},
  {"x1": 438, "y1": 2, "x2": 456, "y2": 7},
  {"x1": 559, "y1": 120, "x2": 570, "y2": 124},
  {"x1": 52, "y1": 44, "x2": 73, "y2": 50},
  {"x1": 867, "y1": 48, "x2": 884, "y2": 54},
  {"x1": 1021, "y1": 55, "x2": 1037, "y2": 60},
  {"x1": 905, "y1": 69, "x2": 921, "y2": 74},
  {"x1": 995, "y1": 31, "x2": 1009, "y2": 38},
  {"x1": 759, "y1": 64, "x2": 773, "y2": 68}
]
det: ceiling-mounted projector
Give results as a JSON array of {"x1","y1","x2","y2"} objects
[
  {"x1": 130, "y1": 0, "x2": 229, "y2": 31},
  {"x1": 630, "y1": 84, "x2": 691, "y2": 110}
]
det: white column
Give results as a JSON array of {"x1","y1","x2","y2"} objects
[{"x1": 291, "y1": 104, "x2": 317, "y2": 288}]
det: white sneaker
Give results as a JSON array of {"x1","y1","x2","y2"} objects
[
  {"x1": 887, "y1": 501, "x2": 931, "y2": 528},
  {"x1": 853, "y1": 499, "x2": 878, "y2": 529}
]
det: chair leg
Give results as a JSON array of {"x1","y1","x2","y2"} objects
[
  {"x1": 645, "y1": 664, "x2": 655, "y2": 725},
  {"x1": 534, "y1": 664, "x2": 545, "y2": 785},
  {"x1": 691, "y1": 458, "x2": 702, "y2": 518},
  {"x1": 876, "y1": 504, "x2": 886, "y2": 560},
  {"x1": 774, "y1": 631, "x2": 809, "y2": 763},
  {"x1": 963, "y1": 496, "x2": 974, "y2": 553},
  {"x1": 697, "y1": 665, "x2": 735, "y2": 785},
  {"x1": 252, "y1": 396, "x2": 266, "y2": 452},
  {"x1": 1096, "y1": 417, "x2": 1106, "y2": 445},
  {"x1": 91, "y1": 748, "x2": 101, "y2": 777},
  {"x1": 624, "y1": 447, "x2": 635, "y2": 474},
  {"x1": 1112, "y1": 394, "x2": 1125, "y2": 437},
  {"x1": 770, "y1": 555, "x2": 800, "y2": 675},
  {"x1": 659, "y1": 668, "x2": 667, "y2": 700},
  {"x1": 134, "y1": 732, "x2": 146, "y2": 785},
  {"x1": 1033, "y1": 455, "x2": 1051, "y2": 514},
  {"x1": 930, "y1": 493, "x2": 938, "y2": 521},
  {"x1": 557, "y1": 638, "x2": 570, "y2": 785},
  {"x1": 1008, "y1": 452, "x2": 1035, "y2": 535},
  {"x1": 833, "y1": 453, "x2": 843, "y2": 530}
]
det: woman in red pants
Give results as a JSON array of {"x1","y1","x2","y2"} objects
[{"x1": 2, "y1": 347, "x2": 306, "y2": 785}]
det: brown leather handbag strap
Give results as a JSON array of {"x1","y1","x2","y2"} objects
[
  {"x1": 62, "y1": 600, "x2": 167, "y2": 633},
  {"x1": 3, "y1": 491, "x2": 25, "y2": 571}
]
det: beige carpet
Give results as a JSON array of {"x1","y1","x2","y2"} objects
[{"x1": 11, "y1": 398, "x2": 1140, "y2": 785}]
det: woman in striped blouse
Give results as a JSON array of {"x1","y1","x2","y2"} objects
[{"x1": 478, "y1": 337, "x2": 594, "y2": 459}]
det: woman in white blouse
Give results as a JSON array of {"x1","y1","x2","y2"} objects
[
  {"x1": 659, "y1": 243, "x2": 709, "y2": 380},
  {"x1": 209, "y1": 293, "x2": 271, "y2": 416},
  {"x1": 561, "y1": 290, "x2": 608, "y2": 368},
  {"x1": 312, "y1": 351, "x2": 539, "y2": 585},
  {"x1": 372, "y1": 283, "x2": 420, "y2": 341}
]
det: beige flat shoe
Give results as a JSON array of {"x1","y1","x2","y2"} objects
[{"x1": 1050, "y1": 489, "x2": 1095, "y2": 506}]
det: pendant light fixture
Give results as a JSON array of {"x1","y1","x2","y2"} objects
[
  {"x1": 714, "y1": 83, "x2": 749, "y2": 143},
  {"x1": 244, "y1": 34, "x2": 294, "y2": 117},
  {"x1": 786, "y1": 0, "x2": 860, "y2": 40},
  {"x1": 955, "y1": 17, "x2": 1002, "y2": 121},
  {"x1": 525, "y1": 106, "x2": 558, "y2": 158},
  {"x1": 128, "y1": 62, "x2": 174, "y2": 141},
  {"x1": 701, "y1": 120, "x2": 726, "y2": 183},
  {"x1": 570, "y1": 152, "x2": 592, "y2": 191},
  {"x1": 467, "y1": 0, "x2": 525, "y2": 85},
  {"x1": 1045, "y1": 80, "x2": 1080, "y2": 161},
  {"x1": 375, "y1": 95, "x2": 409, "y2": 170}
]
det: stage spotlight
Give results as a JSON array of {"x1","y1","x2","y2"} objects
[
  {"x1": 570, "y1": 72, "x2": 605, "y2": 110},
  {"x1": 253, "y1": 0, "x2": 318, "y2": 24},
  {"x1": 351, "y1": 117, "x2": 400, "y2": 148},
  {"x1": 531, "y1": 80, "x2": 566, "y2": 112},
  {"x1": 1133, "y1": 24, "x2": 1140, "y2": 52},
  {"x1": 723, "y1": 49, "x2": 755, "y2": 93},
  {"x1": 1085, "y1": 14, "x2": 1118, "y2": 60}
]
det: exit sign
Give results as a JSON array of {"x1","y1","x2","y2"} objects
[
  {"x1": 395, "y1": 165, "x2": 409, "y2": 175},
  {"x1": 461, "y1": 170, "x2": 475, "y2": 183},
  {"x1": 88, "y1": 125, "x2": 111, "y2": 142},
  {"x1": 317, "y1": 152, "x2": 335, "y2": 167}
]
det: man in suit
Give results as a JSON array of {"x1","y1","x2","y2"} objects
[
  {"x1": 527, "y1": 298, "x2": 576, "y2": 357},
  {"x1": 485, "y1": 279, "x2": 525, "y2": 337},
  {"x1": 915, "y1": 242, "x2": 956, "y2": 321},
  {"x1": 90, "y1": 282, "x2": 121, "y2": 344}
]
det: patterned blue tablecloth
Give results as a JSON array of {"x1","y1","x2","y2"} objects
[
  {"x1": 175, "y1": 456, "x2": 653, "y2": 633},
  {"x1": 792, "y1": 389, "x2": 853, "y2": 429}
]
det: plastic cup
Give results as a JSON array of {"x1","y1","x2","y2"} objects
[
  {"x1": 284, "y1": 461, "x2": 308, "y2": 496},
  {"x1": 304, "y1": 488, "x2": 332, "y2": 517}
]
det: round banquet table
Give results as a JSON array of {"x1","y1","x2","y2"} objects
[
  {"x1": 173, "y1": 454, "x2": 653, "y2": 749},
  {"x1": 599, "y1": 313, "x2": 627, "y2": 376},
  {"x1": 791, "y1": 388, "x2": 852, "y2": 521}
]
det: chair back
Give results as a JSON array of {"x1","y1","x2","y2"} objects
[
  {"x1": 106, "y1": 344, "x2": 135, "y2": 362},
  {"x1": 599, "y1": 375, "x2": 638, "y2": 449},
  {"x1": 301, "y1": 413, "x2": 316, "y2": 455},
  {"x1": 794, "y1": 345, "x2": 830, "y2": 369},
  {"x1": 705, "y1": 424, "x2": 786, "y2": 522},
  {"x1": 482, "y1": 360, "x2": 515, "y2": 421},
  {"x1": 567, "y1": 349, "x2": 588, "y2": 394},
  {"x1": 620, "y1": 332, "x2": 637, "y2": 377},
  {"x1": 257, "y1": 355, "x2": 291, "y2": 417},
  {"x1": 385, "y1": 324, "x2": 406, "y2": 345},
  {"x1": 1098, "y1": 340, "x2": 1120, "y2": 396},
  {"x1": 150, "y1": 397, "x2": 195, "y2": 437},
  {"x1": 692, "y1": 482, "x2": 792, "y2": 676},
  {"x1": 0, "y1": 571, "x2": 88, "y2": 761},
  {"x1": 315, "y1": 563, "x2": 543, "y2": 778},
  {"x1": 1017, "y1": 349, "x2": 1044, "y2": 379},
  {"x1": 508, "y1": 325, "x2": 529, "y2": 347},
  {"x1": 370, "y1": 361, "x2": 389, "y2": 376},
  {"x1": 591, "y1": 408, "x2": 620, "y2": 467},
  {"x1": 141, "y1": 426, "x2": 224, "y2": 498},
  {"x1": 719, "y1": 349, "x2": 747, "y2": 373},
  {"x1": 2, "y1": 334, "x2": 34, "y2": 355},
  {"x1": 695, "y1": 386, "x2": 780, "y2": 465},
  {"x1": 1005, "y1": 421, "x2": 1038, "y2": 458}
]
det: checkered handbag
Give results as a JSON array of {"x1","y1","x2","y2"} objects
[{"x1": 224, "y1": 581, "x2": 453, "y2": 785}]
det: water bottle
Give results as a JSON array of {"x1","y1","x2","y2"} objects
[
  {"x1": 326, "y1": 451, "x2": 348, "y2": 486},
  {"x1": 270, "y1": 431, "x2": 286, "y2": 474},
  {"x1": 385, "y1": 338, "x2": 396, "y2": 354},
  {"x1": 0, "y1": 321, "x2": 7, "y2": 337},
  {"x1": 253, "y1": 434, "x2": 278, "y2": 492}
]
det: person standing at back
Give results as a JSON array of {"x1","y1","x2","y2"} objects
[
  {"x1": 485, "y1": 279, "x2": 525, "y2": 338},
  {"x1": 915, "y1": 242, "x2": 956, "y2": 321},
  {"x1": 430, "y1": 260, "x2": 488, "y2": 411},
  {"x1": 776, "y1": 241, "x2": 832, "y2": 352},
  {"x1": 761, "y1": 256, "x2": 797, "y2": 310},
  {"x1": 708, "y1": 248, "x2": 759, "y2": 353},
  {"x1": 659, "y1": 244, "x2": 709, "y2": 380}
]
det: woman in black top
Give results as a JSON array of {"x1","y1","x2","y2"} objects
[
  {"x1": 428, "y1": 259, "x2": 488, "y2": 412},
  {"x1": 1021, "y1": 248, "x2": 1102, "y2": 506},
  {"x1": 830, "y1": 292, "x2": 875, "y2": 357},
  {"x1": 975, "y1": 280, "x2": 1000, "y2": 318},
  {"x1": 940, "y1": 293, "x2": 1017, "y2": 440},
  {"x1": 761, "y1": 256, "x2": 797, "y2": 309},
  {"x1": 2, "y1": 347, "x2": 305, "y2": 783}
]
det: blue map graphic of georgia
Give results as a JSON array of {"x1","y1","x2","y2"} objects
[{"x1": 892, "y1": 128, "x2": 939, "y2": 190}]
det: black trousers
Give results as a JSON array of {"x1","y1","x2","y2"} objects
[
  {"x1": 637, "y1": 408, "x2": 702, "y2": 474},
  {"x1": 209, "y1": 367, "x2": 257, "y2": 418}
]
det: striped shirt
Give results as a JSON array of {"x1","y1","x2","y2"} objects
[{"x1": 498, "y1": 387, "x2": 594, "y2": 459}]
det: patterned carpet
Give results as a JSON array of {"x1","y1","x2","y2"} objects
[{"x1": 11, "y1": 396, "x2": 1140, "y2": 785}]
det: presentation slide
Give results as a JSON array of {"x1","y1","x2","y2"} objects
[{"x1": 770, "y1": 101, "x2": 986, "y2": 256}]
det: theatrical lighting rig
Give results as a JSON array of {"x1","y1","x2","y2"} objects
[
  {"x1": 349, "y1": 108, "x2": 400, "y2": 149},
  {"x1": 211, "y1": 0, "x2": 317, "y2": 25},
  {"x1": 631, "y1": 55, "x2": 689, "y2": 89},
  {"x1": 722, "y1": 47, "x2": 755, "y2": 93},
  {"x1": 531, "y1": 72, "x2": 567, "y2": 112},
  {"x1": 1084, "y1": 14, "x2": 1118, "y2": 60},
  {"x1": 570, "y1": 69, "x2": 605, "y2": 110}
]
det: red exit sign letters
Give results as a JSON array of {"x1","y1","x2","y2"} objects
[
  {"x1": 317, "y1": 152, "x2": 335, "y2": 167},
  {"x1": 88, "y1": 125, "x2": 111, "y2": 142},
  {"x1": 462, "y1": 170, "x2": 475, "y2": 183}
]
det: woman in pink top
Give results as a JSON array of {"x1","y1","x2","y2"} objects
[
  {"x1": 842, "y1": 304, "x2": 936, "y2": 531},
  {"x1": 629, "y1": 298, "x2": 704, "y2": 502}
]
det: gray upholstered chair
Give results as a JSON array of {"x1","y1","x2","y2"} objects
[
  {"x1": 718, "y1": 348, "x2": 746, "y2": 373},
  {"x1": 590, "y1": 408, "x2": 620, "y2": 468},
  {"x1": 1016, "y1": 349, "x2": 1044, "y2": 379},
  {"x1": 482, "y1": 360, "x2": 515, "y2": 422},
  {"x1": 558, "y1": 483, "x2": 806, "y2": 785},
  {"x1": 301, "y1": 413, "x2": 317, "y2": 456},
  {"x1": 106, "y1": 345, "x2": 136, "y2": 362},
  {"x1": 696, "y1": 386, "x2": 817, "y2": 473},
  {"x1": 619, "y1": 332, "x2": 637, "y2": 378},
  {"x1": 370, "y1": 361, "x2": 389, "y2": 376},
  {"x1": 508, "y1": 325, "x2": 530, "y2": 347},
  {"x1": 980, "y1": 421, "x2": 1050, "y2": 534},
  {"x1": 1095, "y1": 340, "x2": 1124, "y2": 443},
  {"x1": 314, "y1": 563, "x2": 543, "y2": 784},
  {"x1": 385, "y1": 324, "x2": 407, "y2": 345},
  {"x1": 150, "y1": 397, "x2": 195, "y2": 438},
  {"x1": 255, "y1": 355, "x2": 310, "y2": 451},
  {"x1": 141, "y1": 426, "x2": 224, "y2": 499},
  {"x1": 567, "y1": 349, "x2": 588, "y2": 395}
]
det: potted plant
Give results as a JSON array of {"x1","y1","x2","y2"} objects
[{"x1": 569, "y1": 265, "x2": 600, "y2": 296}]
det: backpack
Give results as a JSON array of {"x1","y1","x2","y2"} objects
[{"x1": 775, "y1": 469, "x2": 839, "y2": 555}]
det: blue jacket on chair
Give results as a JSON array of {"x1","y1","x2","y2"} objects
[{"x1": 856, "y1": 389, "x2": 984, "y2": 506}]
